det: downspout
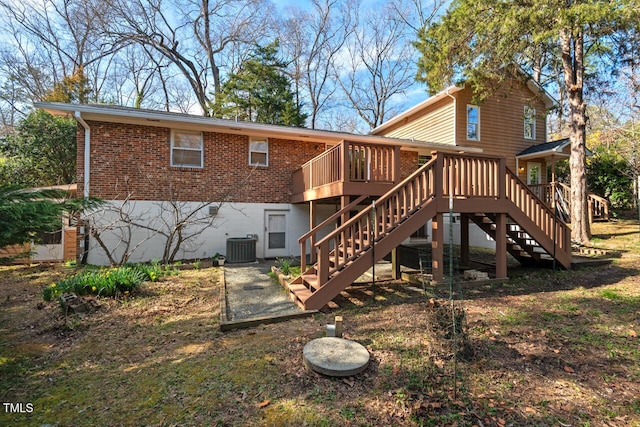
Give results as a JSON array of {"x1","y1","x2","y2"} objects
[
  {"x1": 74, "y1": 111, "x2": 90, "y2": 265},
  {"x1": 74, "y1": 111, "x2": 90, "y2": 198},
  {"x1": 445, "y1": 88, "x2": 457, "y2": 147}
]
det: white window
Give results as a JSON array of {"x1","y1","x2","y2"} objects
[
  {"x1": 171, "y1": 130, "x2": 203, "y2": 168},
  {"x1": 524, "y1": 106, "x2": 536, "y2": 140},
  {"x1": 466, "y1": 105, "x2": 480, "y2": 141},
  {"x1": 249, "y1": 138, "x2": 268, "y2": 166}
]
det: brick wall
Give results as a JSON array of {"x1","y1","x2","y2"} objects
[
  {"x1": 77, "y1": 122, "x2": 326, "y2": 203},
  {"x1": 400, "y1": 150, "x2": 419, "y2": 179}
]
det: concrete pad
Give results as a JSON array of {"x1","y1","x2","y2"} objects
[
  {"x1": 303, "y1": 337, "x2": 370, "y2": 377},
  {"x1": 221, "y1": 260, "x2": 316, "y2": 331}
]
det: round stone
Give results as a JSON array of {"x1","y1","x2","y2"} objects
[{"x1": 303, "y1": 337, "x2": 370, "y2": 377}]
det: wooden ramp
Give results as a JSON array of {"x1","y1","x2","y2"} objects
[{"x1": 290, "y1": 152, "x2": 572, "y2": 310}]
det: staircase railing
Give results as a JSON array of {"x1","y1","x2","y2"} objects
[
  {"x1": 314, "y1": 157, "x2": 438, "y2": 284},
  {"x1": 588, "y1": 193, "x2": 610, "y2": 221},
  {"x1": 506, "y1": 170, "x2": 572, "y2": 257},
  {"x1": 556, "y1": 182, "x2": 610, "y2": 221},
  {"x1": 529, "y1": 182, "x2": 609, "y2": 222},
  {"x1": 298, "y1": 194, "x2": 368, "y2": 271},
  {"x1": 311, "y1": 152, "x2": 574, "y2": 286}
]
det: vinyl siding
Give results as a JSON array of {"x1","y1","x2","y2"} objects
[
  {"x1": 454, "y1": 82, "x2": 547, "y2": 171},
  {"x1": 380, "y1": 97, "x2": 455, "y2": 145}
]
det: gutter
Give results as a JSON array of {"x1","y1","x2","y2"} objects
[{"x1": 74, "y1": 111, "x2": 90, "y2": 198}]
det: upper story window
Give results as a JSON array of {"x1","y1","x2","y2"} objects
[
  {"x1": 524, "y1": 106, "x2": 536, "y2": 140},
  {"x1": 249, "y1": 138, "x2": 268, "y2": 167},
  {"x1": 466, "y1": 105, "x2": 480, "y2": 141},
  {"x1": 171, "y1": 130, "x2": 203, "y2": 168}
]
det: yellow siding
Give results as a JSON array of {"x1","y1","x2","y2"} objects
[
  {"x1": 381, "y1": 98, "x2": 455, "y2": 145},
  {"x1": 454, "y1": 82, "x2": 547, "y2": 171}
]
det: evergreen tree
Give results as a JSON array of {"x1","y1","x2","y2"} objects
[
  {"x1": 1, "y1": 109, "x2": 77, "y2": 186},
  {"x1": 0, "y1": 184, "x2": 100, "y2": 251},
  {"x1": 414, "y1": 0, "x2": 639, "y2": 244},
  {"x1": 212, "y1": 41, "x2": 307, "y2": 127}
]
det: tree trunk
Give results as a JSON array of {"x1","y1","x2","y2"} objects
[{"x1": 560, "y1": 29, "x2": 590, "y2": 244}]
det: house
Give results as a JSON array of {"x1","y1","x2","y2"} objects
[
  {"x1": 36, "y1": 76, "x2": 586, "y2": 310},
  {"x1": 0, "y1": 183, "x2": 79, "y2": 263},
  {"x1": 371, "y1": 78, "x2": 553, "y2": 178},
  {"x1": 35, "y1": 102, "x2": 475, "y2": 265}
]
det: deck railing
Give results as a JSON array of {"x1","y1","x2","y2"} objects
[
  {"x1": 440, "y1": 153, "x2": 504, "y2": 198},
  {"x1": 506, "y1": 171, "x2": 572, "y2": 256},
  {"x1": 528, "y1": 182, "x2": 609, "y2": 221},
  {"x1": 308, "y1": 152, "x2": 573, "y2": 287},
  {"x1": 292, "y1": 141, "x2": 400, "y2": 195}
]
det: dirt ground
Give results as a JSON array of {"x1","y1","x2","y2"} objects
[{"x1": 0, "y1": 220, "x2": 639, "y2": 426}]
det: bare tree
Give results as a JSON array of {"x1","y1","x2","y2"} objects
[
  {"x1": 86, "y1": 165, "x2": 260, "y2": 265},
  {"x1": 103, "y1": 0, "x2": 275, "y2": 115},
  {"x1": 334, "y1": 1, "x2": 417, "y2": 130},
  {"x1": 389, "y1": 0, "x2": 446, "y2": 34},
  {"x1": 88, "y1": 196, "x2": 227, "y2": 265},
  {"x1": 0, "y1": 0, "x2": 122, "y2": 103},
  {"x1": 281, "y1": 0, "x2": 354, "y2": 129}
]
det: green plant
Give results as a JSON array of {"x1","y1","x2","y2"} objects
[
  {"x1": 42, "y1": 262, "x2": 168, "y2": 302},
  {"x1": 275, "y1": 257, "x2": 293, "y2": 276},
  {"x1": 133, "y1": 259, "x2": 163, "y2": 282}
]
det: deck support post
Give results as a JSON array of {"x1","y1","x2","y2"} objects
[
  {"x1": 495, "y1": 212, "x2": 507, "y2": 278},
  {"x1": 309, "y1": 200, "x2": 317, "y2": 264},
  {"x1": 431, "y1": 213, "x2": 444, "y2": 282},
  {"x1": 391, "y1": 247, "x2": 401, "y2": 279},
  {"x1": 393, "y1": 146, "x2": 401, "y2": 183},
  {"x1": 460, "y1": 214, "x2": 469, "y2": 266},
  {"x1": 340, "y1": 195, "x2": 350, "y2": 226}
]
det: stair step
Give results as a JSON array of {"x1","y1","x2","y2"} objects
[
  {"x1": 288, "y1": 283, "x2": 313, "y2": 302},
  {"x1": 302, "y1": 274, "x2": 320, "y2": 290}
]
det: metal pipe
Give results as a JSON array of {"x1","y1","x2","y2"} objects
[{"x1": 74, "y1": 111, "x2": 90, "y2": 198}]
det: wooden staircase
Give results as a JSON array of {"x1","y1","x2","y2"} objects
[
  {"x1": 470, "y1": 213, "x2": 558, "y2": 266},
  {"x1": 288, "y1": 152, "x2": 572, "y2": 310}
]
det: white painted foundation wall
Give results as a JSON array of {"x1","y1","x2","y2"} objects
[
  {"x1": 403, "y1": 216, "x2": 496, "y2": 249},
  {"x1": 83, "y1": 201, "x2": 335, "y2": 266},
  {"x1": 84, "y1": 200, "x2": 494, "y2": 266}
]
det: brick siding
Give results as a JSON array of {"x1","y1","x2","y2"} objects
[
  {"x1": 77, "y1": 121, "x2": 325, "y2": 203},
  {"x1": 400, "y1": 150, "x2": 419, "y2": 179}
]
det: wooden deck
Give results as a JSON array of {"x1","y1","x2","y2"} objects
[
  {"x1": 291, "y1": 140, "x2": 401, "y2": 203},
  {"x1": 289, "y1": 151, "x2": 573, "y2": 310}
]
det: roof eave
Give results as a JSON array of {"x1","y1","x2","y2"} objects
[
  {"x1": 35, "y1": 102, "x2": 482, "y2": 154},
  {"x1": 371, "y1": 85, "x2": 463, "y2": 135}
]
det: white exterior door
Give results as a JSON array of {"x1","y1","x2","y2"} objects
[
  {"x1": 527, "y1": 162, "x2": 542, "y2": 185},
  {"x1": 264, "y1": 211, "x2": 288, "y2": 258}
]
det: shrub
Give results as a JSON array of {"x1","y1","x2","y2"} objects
[
  {"x1": 42, "y1": 261, "x2": 173, "y2": 302},
  {"x1": 276, "y1": 257, "x2": 293, "y2": 275}
]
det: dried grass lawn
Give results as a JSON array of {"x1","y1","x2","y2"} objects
[{"x1": 0, "y1": 220, "x2": 639, "y2": 426}]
